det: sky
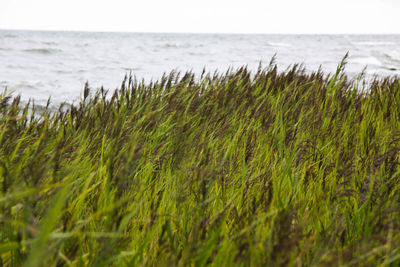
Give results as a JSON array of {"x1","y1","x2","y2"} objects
[{"x1": 0, "y1": 0, "x2": 399, "y2": 34}]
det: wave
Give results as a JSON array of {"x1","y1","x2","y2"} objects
[
  {"x1": 188, "y1": 51, "x2": 215, "y2": 56},
  {"x1": 2, "y1": 34, "x2": 17, "y2": 38},
  {"x1": 162, "y1": 43, "x2": 180, "y2": 48},
  {"x1": 161, "y1": 43, "x2": 191, "y2": 49},
  {"x1": 23, "y1": 48, "x2": 62, "y2": 55},
  {"x1": 354, "y1": 41, "x2": 395, "y2": 46},
  {"x1": 75, "y1": 43, "x2": 90, "y2": 47},
  {"x1": 122, "y1": 67, "x2": 141, "y2": 71},
  {"x1": 350, "y1": 56, "x2": 382, "y2": 66},
  {"x1": 266, "y1": 42, "x2": 292, "y2": 48},
  {"x1": 383, "y1": 50, "x2": 400, "y2": 63},
  {"x1": 43, "y1": 41, "x2": 59, "y2": 46},
  {"x1": 12, "y1": 82, "x2": 37, "y2": 90},
  {"x1": 382, "y1": 66, "x2": 398, "y2": 71}
]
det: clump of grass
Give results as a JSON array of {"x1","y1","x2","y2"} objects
[{"x1": 0, "y1": 58, "x2": 399, "y2": 266}]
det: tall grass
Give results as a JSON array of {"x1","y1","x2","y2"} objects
[{"x1": 0, "y1": 58, "x2": 399, "y2": 266}]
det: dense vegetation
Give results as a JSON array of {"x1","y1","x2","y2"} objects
[{"x1": 0, "y1": 58, "x2": 400, "y2": 266}]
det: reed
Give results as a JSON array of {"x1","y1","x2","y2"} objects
[{"x1": 0, "y1": 58, "x2": 399, "y2": 266}]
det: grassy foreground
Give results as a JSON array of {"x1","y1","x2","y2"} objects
[{"x1": 0, "y1": 59, "x2": 400, "y2": 266}]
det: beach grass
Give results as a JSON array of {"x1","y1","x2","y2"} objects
[{"x1": 0, "y1": 57, "x2": 400, "y2": 266}]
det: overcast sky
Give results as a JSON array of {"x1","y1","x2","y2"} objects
[{"x1": 0, "y1": 0, "x2": 399, "y2": 34}]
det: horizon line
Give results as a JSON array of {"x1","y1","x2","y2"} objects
[{"x1": 1, "y1": 28, "x2": 400, "y2": 36}]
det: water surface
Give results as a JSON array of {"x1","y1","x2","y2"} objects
[{"x1": 1, "y1": 30, "x2": 399, "y2": 105}]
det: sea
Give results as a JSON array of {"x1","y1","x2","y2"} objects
[{"x1": 1, "y1": 30, "x2": 400, "y2": 105}]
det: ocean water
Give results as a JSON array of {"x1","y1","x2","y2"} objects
[{"x1": 1, "y1": 30, "x2": 400, "y2": 105}]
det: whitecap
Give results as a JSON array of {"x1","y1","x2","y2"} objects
[
  {"x1": 267, "y1": 42, "x2": 292, "y2": 48},
  {"x1": 350, "y1": 56, "x2": 382, "y2": 66},
  {"x1": 383, "y1": 50, "x2": 400, "y2": 63},
  {"x1": 122, "y1": 67, "x2": 141, "y2": 71},
  {"x1": 354, "y1": 41, "x2": 395, "y2": 46}
]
